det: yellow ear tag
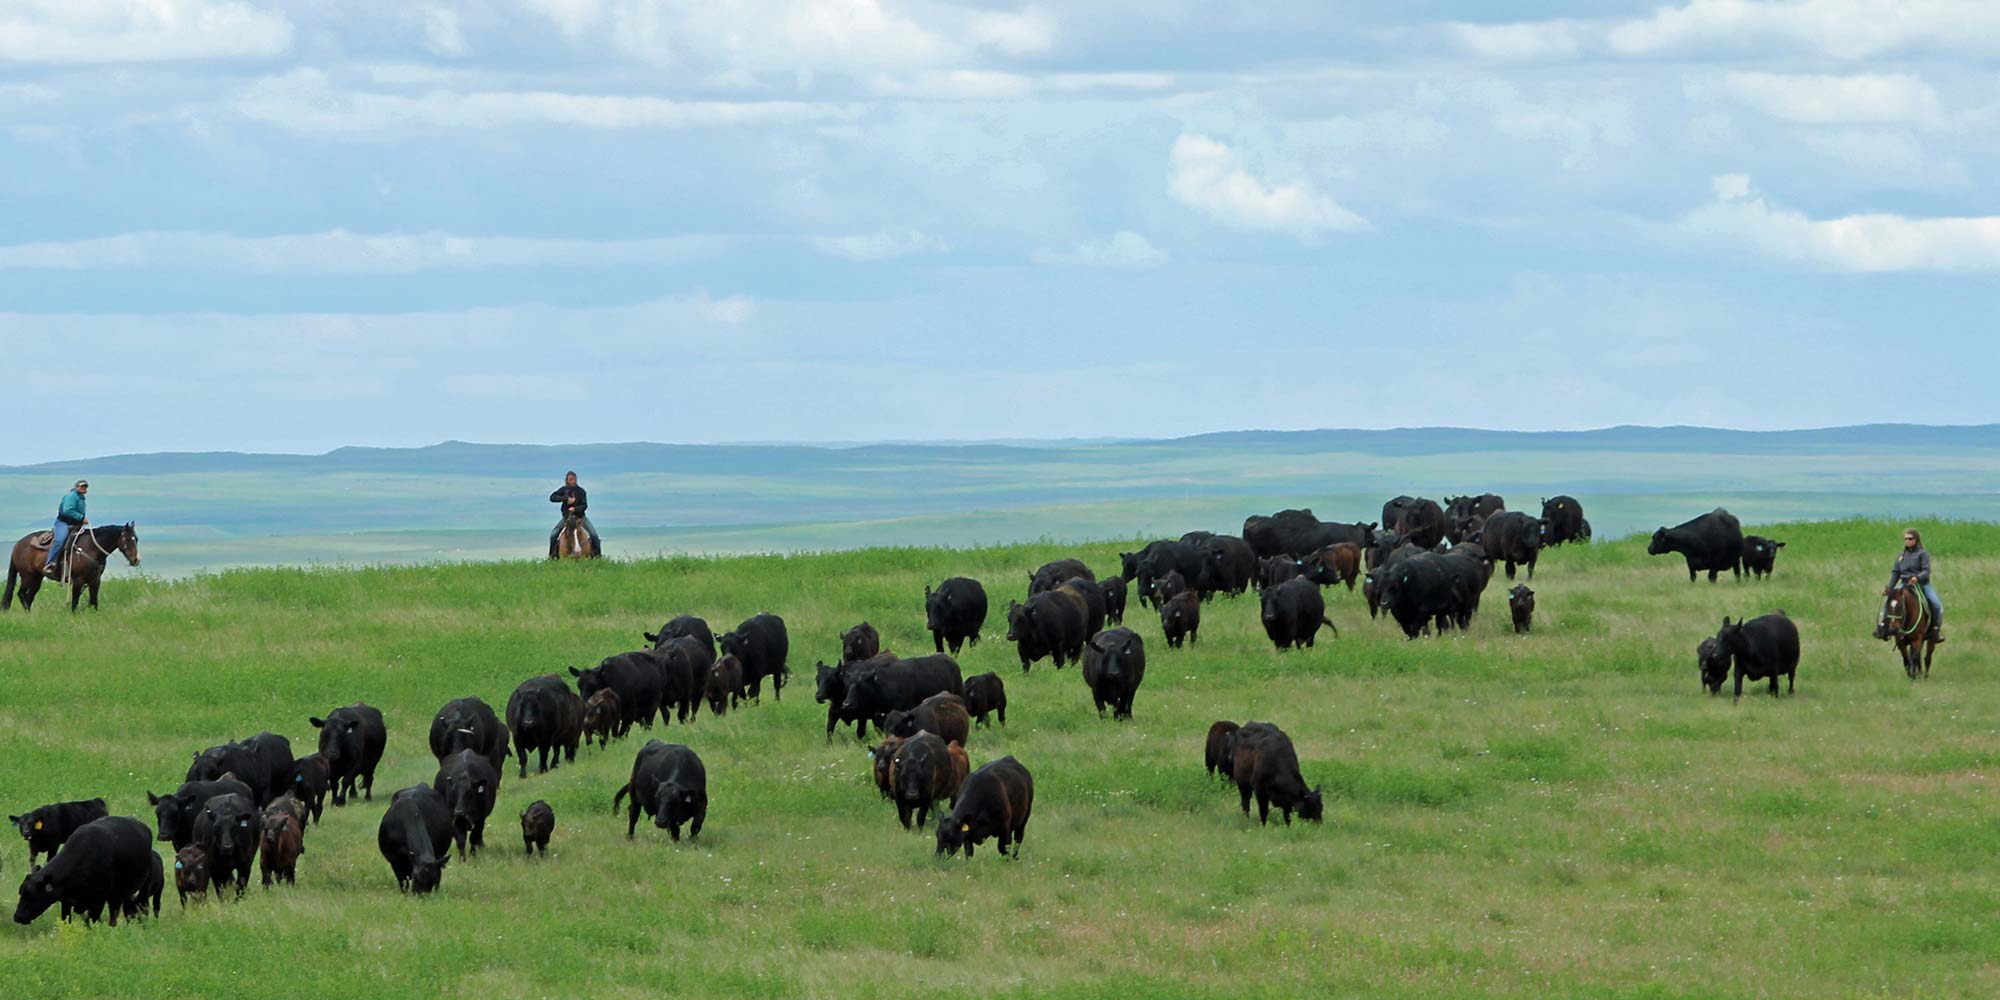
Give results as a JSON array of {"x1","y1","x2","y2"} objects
[
  {"x1": 33, "y1": 821, "x2": 42, "y2": 830},
  {"x1": 961, "y1": 823, "x2": 970, "y2": 832}
]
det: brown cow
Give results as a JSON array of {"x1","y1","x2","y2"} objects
[
  {"x1": 1302, "y1": 543, "x2": 1361, "y2": 591},
  {"x1": 869, "y1": 734, "x2": 907, "y2": 800},
  {"x1": 881, "y1": 692, "x2": 971, "y2": 747},
  {"x1": 705, "y1": 654, "x2": 745, "y2": 716},
  {"x1": 582, "y1": 689, "x2": 621, "y2": 750},
  {"x1": 258, "y1": 811, "x2": 303, "y2": 887},
  {"x1": 944, "y1": 741, "x2": 970, "y2": 805},
  {"x1": 1204, "y1": 721, "x2": 1239, "y2": 780},
  {"x1": 174, "y1": 845, "x2": 209, "y2": 907}
]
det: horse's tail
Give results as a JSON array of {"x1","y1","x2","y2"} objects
[{"x1": 2, "y1": 559, "x2": 15, "y2": 610}]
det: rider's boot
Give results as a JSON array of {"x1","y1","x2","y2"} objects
[
  {"x1": 42, "y1": 563, "x2": 60, "y2": 579},
  {"x1": 547, "y1": 541, "x2": 560, "y2": 560}
]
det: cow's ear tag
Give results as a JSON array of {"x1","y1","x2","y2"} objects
[
  {"x1": 33, "y1": 821, "x2": 42, "y2": 830},
  {"x1": 961, "y1": 823, "x2": 971, "y2": 832}
]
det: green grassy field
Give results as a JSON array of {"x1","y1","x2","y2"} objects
[{"x1": 1, "y1": 519, "x2": 1995, "y2": 998}]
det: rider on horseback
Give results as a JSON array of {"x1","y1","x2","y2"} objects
[
  {"x1": 42, "y1": 480, "x2": 88, "y2": 578},
  {"x1": 548, "y1": 471, "x2": 602, "y2": 559},
  {"x1": 1877, "y1": 528, "x2": 1943, "y2": 643}
]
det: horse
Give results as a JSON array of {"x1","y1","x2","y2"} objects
[
  {"x1": 4, "y1": 522, "x2": 140, "y2": 612},
  {"x1": 1881, "y1": 577, "x2": 1935, "y2": 679},
  {"x1": 554, "y1": 514, "x2": 594, "y2": 560}
]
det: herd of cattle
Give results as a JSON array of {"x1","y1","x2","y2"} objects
[{"x1": 12, "y1": 492, "x2": 1806, "y2": 927}]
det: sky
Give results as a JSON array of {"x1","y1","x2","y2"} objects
[{"x1": 2, "y1": 0, "x2": 1997, "y2": 464}]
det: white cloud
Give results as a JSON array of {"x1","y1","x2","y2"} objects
[
  {"x1": 233, "y1": 69, "x2": 857, "y2": 136},
  {"x1": 1167, "y1": 133, "x2": 1367, "y2": 240},
  {"x1": 0, "y1": 230, "x2": 737, "y2": 274},
  {"x1": 1032, "y1": 231, "x2": 1168, "y2": 269},
  {"x1": 518, "y1": 0, "x2": 601, "y2": 39},
  {"x1": 810, "y1": 229, "x2": 949, "y2": 261},
  {"x1": 1440, "y1": 1, "x2": 2000, "y2": 61},
  {"x1": 1679, "y1": 174, "x2": 2000, "y2": 271},
  {"x1": 1444, "y1": 20, "x2": 1586, "y2": 61},
  {"x1": 518, "y1": 0, "x2": 952, "y2": 72},
  {"x1": 422, "y1": 7, "x2": 470, "y2": 59},
  {"x1": 1691, "y1": 71, "x2": 1942, "y2": 127},
  {"x1": 968, "y1": 6, "x2": 1056, "y2": 57},
  {"x1": 0, "y1": 0, "x2": 292, "y2": 63},
  {"x1": 695, "y1": 292, "x2": 754, "y2": 324}
]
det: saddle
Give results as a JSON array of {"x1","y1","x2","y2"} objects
[{"x1": 32, "y1": 530, "x2": 53, "y2": 546}]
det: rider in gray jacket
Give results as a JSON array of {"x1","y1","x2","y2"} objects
[{"x1": 1878, "y1": 528, "x2": 1942, "y2": 642}]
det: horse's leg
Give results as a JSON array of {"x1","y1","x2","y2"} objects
[
  {"x1": 70, "y1": 576, "x2": 83, "y2": 612},
  {"x1": 2, "y1": 561, "x2": 14, "y2": 610},
  {"x1": 89, "y1": 576, "x2": 100, "y2": 610}
]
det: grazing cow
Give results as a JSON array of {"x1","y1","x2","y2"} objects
[
  {"x1": 1059, "y1": 577, "x2": 1107, "y2": 638},
  {"x1": 1481, "y1": 510, "x2": 1544, "y2": 580},
  {"x1": 1743, "y1": 536, "x2": 1786, "y2": 580},
  {"x1": 961, "y1": 672, "x2": 1007, "y2": 727},
  {"x1": 841, "y1": 622, "x2": 881, "y2": 664},
  {"x1": 1004, "y1": 590, "x2": 1088, "y2": 671},
  {"x1": 882, "y1": 692, "x2": 971, "y2": 747},
  {"x1": 706, "y1": 654, "x2": 746, "y2": 716},
  {"x1": 1300, "y1": 543, "x2": 1361, "y2": 590},
  {"x1": 1081, "y1": 627, "x2": 1146, "y2": 719},
  {"x1": 173, "y1": 845, "x2": 208, "y2": 908},
  {"x1": 432, "y1": 749, "x2": 500, "y2": 859},
  {"x1": 889, "y1": 732, "x2": 954, "y2": 830},
  {"x1": 1204, "y1": 721, "x2": 1240, "y2": 779},
  {"x1": 377, "y1": 785, "x2": 452, "y2": 894},
  {"x1": 925, "y1": 577, "x2": 989, "y2": 655},
  {"x1": 258, "y1": 809, "x2": 302, "y2": 887},
  {"x1": 1260, "y1": 576, "x2": 1335, "y2": 651},
  {"x1": 839, "y1": 654, "x2": 964, "y2": 726},
  {"x1": 869, "y1": 735, "x2": 907, "y2": 800},
  {"x1": 520, "y1": 800, "x2": 555, "y2": 856},
  {"x1": 1198, "y1": 534, "x2": 1258, "y2": 596},
  {"x1": 1029, "y1": 558, "x2": 1094, "y2": 596},
  {"x1": 1243, "y1": 510, "x2": 1376, "y2": 559},
  {"x1": 571, "y1": 654, "x2": 664, "y2": 737},
  {"x1": 1648, "y1": 509, "x2": 1746, "y2": 583},
  {"x1": 121, "y1": 850, "x2": 163, "y2": 922},
  {"x1": 935, "y1": 757, "x2": 1034, "y2": 859},
  {"x1": 657, "y1": 636, "x2": 714, "y2": 724},
  {"x1": 291, "y1": 753, "x2": 330, "y2": 825},
  {"x1": 1159, "y1": 590, "x2": 1201, "y2": 649},
  {"x1": 613, "y1": 741, "x2": 706, "y2": 841},
  {"x1": 644, "y1": 614, "x2": 715, "y2": 659},
  {"x1": 193, "y1": 793, "x2": 258, "y2": 900},
  {"x1": 719, "y1": 612, "x2": 790, "y2": 702},
  {"x1": 1508, "y1": 585, "x2": 1535, "y2": 634},
  {"x1": 1711, "y1": 612, "x2": 1801, "y2": 699},
  {"x1": 428, "y1": 696, "x2": 511, "y2": 774},
  {"x1": 147, "y1": 777, "x2": 253, "y2": 851},
  {"x1": 11, "y1": 797, "x2": 108, "y2": 864},
  {"x1": 1377, "y1": 553, "x2": 1467, "y2": 639},
  {"x1": 309, "y1": 702, "x2": 387, "y2": 807},
  {"x1": 1383, "y1": 496, "x2": 1447, "y2": 550},
  {"x1": 582, "y1": 689, "x2": 621, "y2": 750},
  {"x1": 816, "y1": 653, "x2": 892, "y2": 742},
  {"x1": 507, "y1": 674, "x2": 584, "y2": 778},
  {"x1": 1696, "y1": 638, "x2": 1731, "y2": 694},
  {"x1": 1230, "y1": 723, "x2": 1323, "y2": 826},
  {"x1": 188, "y1": 732, "x2": 294, "y2": 808},
  {"x1": 1258, "y1": 555, "x2": 1304, "y2": 591},
  {"x1": 945, "y1": 742, "x2": 970, "y2": 804},
  {"x1": 1540, "y1": 496, "x2": 1587, "y2": 547},
  {"x1": 12, "y1": 816, "x2": 153, "y2": 926},
  {"x1": 1099, "y1": 576, "x2": 1127, "y2": 625}
]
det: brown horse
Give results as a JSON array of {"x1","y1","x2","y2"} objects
[
  {"x1": 554, "y1": 514, "x2": 594, "y2": 559},
  {"x1": 1881, "y1": 578, "x2": 1935, "y2": 679},
  {"x1": 4, "y1": 522, "x2": 140, "y2": 612}
]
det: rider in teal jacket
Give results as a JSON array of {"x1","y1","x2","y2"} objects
[{"x1": 44, "y1": 480, "x2": 88, "y2": 576}]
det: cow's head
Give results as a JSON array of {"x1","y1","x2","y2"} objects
[
  {"x1": 924, "y1": 585, "x2": 943, "y2": 630},
  {"x1": 839, "y1": 672, "x2": 881, "y2": 717},
  {"x1": 261, "y1": 811, "x2": 296, "y2": 854},
  {"x1": 1097, "y1": 632, "x2": 1139, "y2": 679},
  {"x1": 717, "y1": 631, "x2": 746, "y2": 661},
  {"x1": 1298, "y1": 785, "x2": 1325, "y2": 823},
  {"x1": 311, "y1": 711, "x2": 365, "y2": 769},
  {"x1": 1508, "y1": 584, "x2": 1534, "y2": 609},
  {"x1": 656, "y1": 780, "x2": 700, "y2": 833},
  {"x1": 13, "y1": 865, "x2": 57, "y2": 924},
  {"x1": 935, "y1": 813, "x2": 971, "y2": 856},
  {"x1": 409, "y1": 850, "x2": 446, "y2": 894},
  {"x1": 814, "y1": 661, "x2": 843, "y2": 704},
  {"x1": 1697, "y1": 636, "x2": 1730, "y2": 694},
  {"x1": 841, "y1": 623, "x2": 875, "y2": 664},
  {"x1": 1004, "y1": 601, "x2": 1026, "y2": 642},
  {"x1": 174, "y1": 846, "x2": 209, "y2": 893},
  {"x1": 1646, "y1": 528, "x2": 1671, "y2": 555},
  {"x1": 205, "y1": 797, "x2": 255, "y2": 857}
]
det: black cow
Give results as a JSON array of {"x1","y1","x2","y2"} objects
[
  {"x1": 935, "y1": 756, "x2": 1033, "y2": 859},
  {"x1": 657, "y1": 636, "x2": 714, "y2": 723},
  {"x1": 1260, "y1": 576, "x2": 1335, "y2": 651},
  {"x1": 613, "y1": 741, "x2": 707, "y2": 841},
  {"x1": 188, "y1": 732, "x2": 293, "y2": 807},
  {"x1": 839, "y1": 654, "x2": 964, "y2": 724},
  {"x1": 507, "y1": 674, "x2": 583, "y2": 778},
  {"x1": 1383, "y1": 496, "x2": 1446, "y2": 550},
  {"x1": 1205, "y1": 721, "x2": 1239, "y2": 779},
  {"x1": 11, "y1": 797, "x2": 108, "y2": 864},
  {"x1": 841, "y1": 622, "x2": 881, "y2": 664},
  {"x1": 428, "y1": 696, "x2": 511, "y2": 774},
  {"x1": 377, "y1": 785, "x2": 452, "y2": 894},
  {"x1": 1029, "y1": 558, "x2": 1094, "y2": 596},
  {"x1": 1508, "y1": 585, "x2": 1535, "y2": 634},
  {"x1": 309, "y1": 703, "x2": 386, "y2": 807},
  {"x1": 1710, "y1": 612, "x2": 1801, "y2": 699},
  {"x1": 1481, "y1": 510, "x2": 1544, "y2": 580},
  {"x1": 815, "y1": 653, "x2": 893, "y2": 742},
  {"x1": 1696, "y1": 638, "x2": 1730, "y2": 694},
  {"x1": 925, "y1": 577, "x2": 988, "y2": 655},
  {"x1": 1126, "y1": 540, "x2": 1206, "y2": 604},
  {"x1": 961, "y1": 672, "x2": 1007, "y2": 727},
  {"x1": 889, "y1": 732, "x2": 954, "y2": 830},
  {"x1": 1148, "y1": 570, "x2": 1191, "y2": 609},
  {"x1": 13, "y1": 816, "x2": 153, "y2": 926},
  {"x1": 147, "y1": 777, "x2": 252, "y2": 851},
  {"x1": 1229, "y1": 723, "x2": 1323, "y2": 826},
  {"x1": 1377, "y1": 553, "x2": 1468, "y2": 639},
  {"x1": 290, "y1": 753, "x2": 330, "y2": 825},
  {"x1": 1258, "y1": 555, "x2": 1304, "y2": 591},
  {"x1": 1243, "y1": 509, "x2": 1375, "y2": 559},
  {"x1": 1098, "y1": 577, "x2": 1127, "y2": 625},
  {"x1": 644, "y1": 613, "x2": 716, "y2": 659},
  {"x1": 1743, "y1": 535, "x2": 1786, "y2": 580},
  {"x1": 1158, "y1": 590, "x2": 1201, "y2": 649},
  {"x1": 719, "y1": 613, "x2": 790, "y2": 702},
  {"x1": 1081, "y1": 627, "x2": 1146, "y2": 719},
  {"x1": 1445, "y1": 493, "x2": 1505, "y2": 522},
  {"x1": 1004, "y1": 590, "x2": 1088, "y2": 671},
  {"x1": 1648, "y1": 508, "x2": 1745, "y2": 583},
  {"x1": 1058, "y1": 577, "x2": 1107, "y2": 637},
  {"x1": 520, "y1": 800, "x2": 554, "y2": 856},
  {"x1": 432, "y1": 749, "x2": 500, "y2": 859},
  {"x1": 571, "y1": 653, "x2": 665, "y2": 736},
  {"x1": 1197, "y1": 534, "x2": 1257, "y2": 596},
  {"x1": 125, "y1": 849, "x2": 163, "y2": 920},
  {"x1": 881, "y1": 692, "x2": 970, "y2": 747},
  {"x1": 192, "y1": 793, "x2": 258, "y2": 899},
  {"x1": 1540, "y1": 496, "x2": 1587, "y2": 546}
]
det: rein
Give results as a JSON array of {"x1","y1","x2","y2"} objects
[{"x1": 1890, "y1": 584, "x2": 1928, "y2": 638}]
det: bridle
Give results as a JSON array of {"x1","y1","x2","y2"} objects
[{"x1": 1888, "y1": 580, "x2": 1928, "y2": 638}]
